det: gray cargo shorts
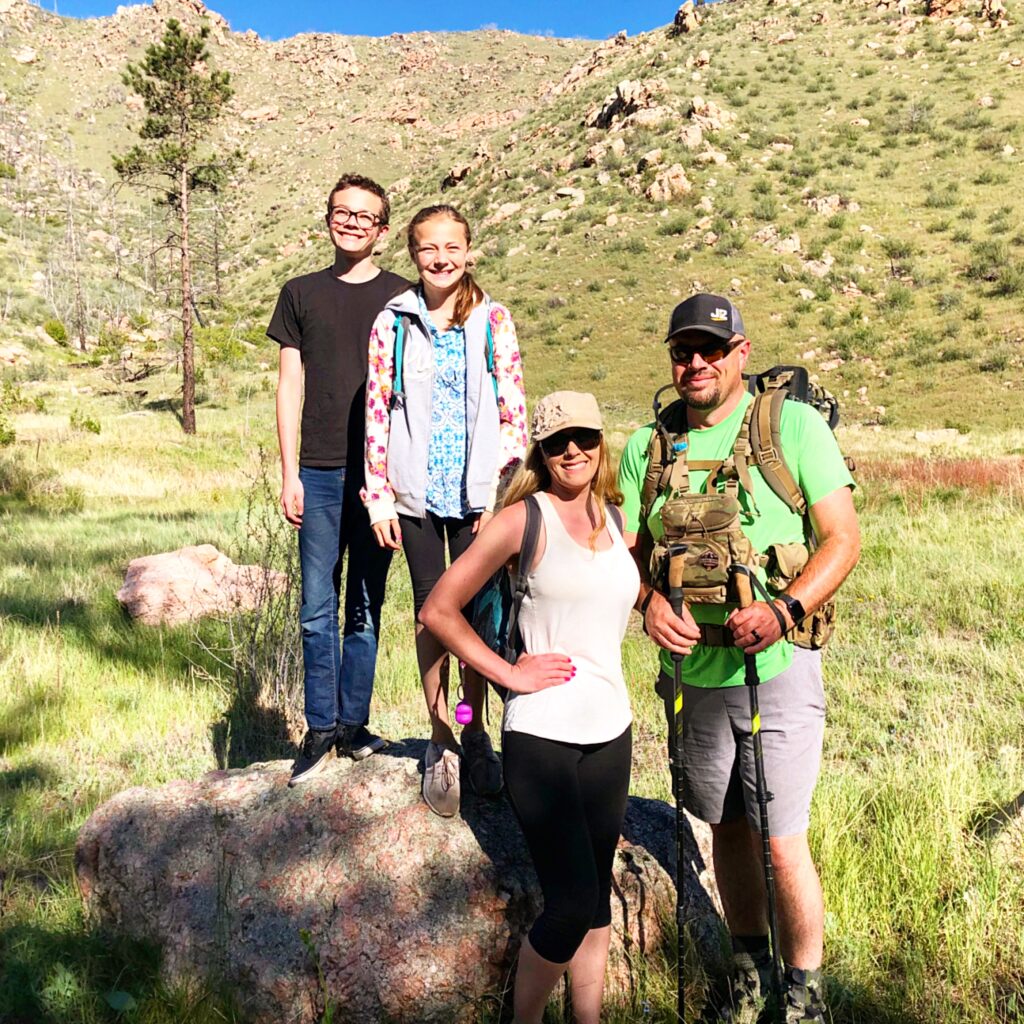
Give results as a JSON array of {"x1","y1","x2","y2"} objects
[{"x1": 657, "y1": 647, "x2": 826, "y2": 837}]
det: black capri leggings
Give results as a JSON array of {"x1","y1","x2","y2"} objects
[
  {"x1": 503, "y1": 725, "x2": 632, "y2": 964},
  {"x1": 399, "y1": 512, "x2": 477, "y2": 614}
]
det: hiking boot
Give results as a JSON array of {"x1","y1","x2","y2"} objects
[
  {"x1": 708, "y1": 944, "x2": 772, "y2": 1024},
  {"x1": 461, "y1": 730, "x2": 503, "y2": 797},
  {"x1": 422, "y1": 741, "x2": 461, "y2": 817},
  {"x1": 783, "y1": 966, "x2": 826, "y2": 1023},
  {"x1": 336, "y1": 724, "x2": 388, "y2": 761},
  {"x1": 288, "y1": 727, "x2": 336, "y2": 787}
]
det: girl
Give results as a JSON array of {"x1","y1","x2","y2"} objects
[
  {"x1": 362, "y1": 204, "x2": 527, "y2": 817},
  {"x1": 420, "y1": 391, "x2": 640, "y2": 1024}
]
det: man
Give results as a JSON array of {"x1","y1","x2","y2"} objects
[
  {"x1": 617, "y1": 294, "x2": 860, "y2": 1022},
  {"x1": 268, "y1": 173, "x2": 412, "y2": 786}
]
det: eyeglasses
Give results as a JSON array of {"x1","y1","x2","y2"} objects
[
  {"x1": 668, "y1": 337, "x2": 742, "y2": 366},
  {"x1": 328, "y1": 206, "x2": 381, "y2": 229},
  {"x1": 539, "y1": 428, "x2": 602, "y2": 458}
]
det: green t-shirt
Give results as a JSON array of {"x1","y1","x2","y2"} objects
[{"x1": 618, "y1": 391, "x2": 855, "y2": 688}]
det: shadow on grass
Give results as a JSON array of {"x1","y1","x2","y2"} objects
[
  {"x1": 143, "y1": 397, "x2": 184, "y2": 426},
  {"x1": 0, "y1": 918, "x2": 243, "y2": 1024},
  {"x1": 969, "y1": 788, "x2": 1024, "y2": 840}
]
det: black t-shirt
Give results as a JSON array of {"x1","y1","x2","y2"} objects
[{"x1": 268, "y1": 267, "x2": 411, "y2": 469}]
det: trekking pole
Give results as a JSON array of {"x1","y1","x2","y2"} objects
[
  {"x1": 665, "y1": 542, "x2": 688, "y2": 1024},
  {"x1": 730, "y1": 564, "x2": 785, "y2": 1021}
]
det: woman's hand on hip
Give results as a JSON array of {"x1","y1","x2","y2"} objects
[
  {"x1": 506, "y1": 654, "x2": 575, "y2": 693},
  {"x1": 372, "y1": 519, "x2": 402, "y2": 550}
]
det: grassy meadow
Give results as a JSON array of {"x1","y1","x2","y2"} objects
[
  {"x1": 2, "y1": 0, "x2": 1024, "y2": 1019},
  {"x1": 1, "y1": 359, "x2": 1023, "y2": 1023}
]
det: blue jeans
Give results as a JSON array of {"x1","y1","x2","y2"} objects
[{"x1": 298, "y1": 466, "x2": 392, "y2": 732}]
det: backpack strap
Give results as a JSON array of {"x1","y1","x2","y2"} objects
[
  {"x1": 485, "y1": 306, "x2": 498, "y2": 402},
  {"x1": 747, "y1": 387, "x2": 806, "y2": 516},
  {"x1": 606, "y1": 502, "x2": 624, "y2": 536},
  {"x1": 639, "y1": 391, "x2": 690, "y2": 525},
  {"x1": 389, "y1": 314, "x2": 411, "y2": 411},
  {"x1": 505, "y1": 494, "x2": 542, "y2": 660}
]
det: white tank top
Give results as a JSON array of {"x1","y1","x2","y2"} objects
[{"x1": 502, "y1": 491, "x2": 641, "y2": 744}]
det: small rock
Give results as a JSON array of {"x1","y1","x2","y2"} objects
[
  {"x1": 637, "y1": 147, "x2": 664, "y2": 172},
  {"x1": 240, "y1": 105, "x2": 280, "y2": 122}
]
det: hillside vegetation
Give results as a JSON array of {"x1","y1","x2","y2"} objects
[{"x1": 1, "y1": 1, "x2": 1024, "y2": 1022}]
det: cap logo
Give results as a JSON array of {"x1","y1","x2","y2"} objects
[{"x1": 710, "y1": 308, "x2": 728, "y2": 322}]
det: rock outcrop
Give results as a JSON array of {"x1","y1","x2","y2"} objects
[
  {"x1": 673, "y1": 1, "x2": 701, "y2": 35},
  {"x1": 76, "y1": 748, "x2": 723, "y2": 1024},
  {"x1": 116, "y1": 544, "x2": 287, "y2": 627},
  {"x1": 645, "y1": 164, "x2": 693, "y2": 203}
]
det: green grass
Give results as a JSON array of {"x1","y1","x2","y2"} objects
[{"x1": 3, "y1": 386, "x2": 1024, "y2": 1022}]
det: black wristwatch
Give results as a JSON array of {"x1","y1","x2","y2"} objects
[
  {"x1": 776, "y1": 592, "x2": 806, "y2": 626},
  {"x1": 639, "y1": 589, "x2": 656, "y2": 634}
]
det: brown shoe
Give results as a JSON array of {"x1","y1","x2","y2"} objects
[{"x1": 422, "y1": 741, "x2": 461, "y2": 817}]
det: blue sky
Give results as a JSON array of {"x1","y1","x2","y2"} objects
[{"x1": 45, "y1": 0, "x2": 682, "y2": 40}]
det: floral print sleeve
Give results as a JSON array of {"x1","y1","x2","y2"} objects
[
  {"x1": 361, "y1": 310, "x2": 398, "y2": 525},
  {"x1": 486, "y1": 302, "x2": 528, "y2": 511}
]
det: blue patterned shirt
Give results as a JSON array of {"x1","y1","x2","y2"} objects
[{"x1": 419, "y1": 293, "x2": 472, "y2": 519}]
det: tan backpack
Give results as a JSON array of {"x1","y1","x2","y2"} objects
[{"x1": 640, "y1": 367, "x2": 852, "y2": 650}]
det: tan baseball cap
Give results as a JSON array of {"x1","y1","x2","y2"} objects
[{"x1": 530, "y1": 391, "x2": 603, "y2": 442}]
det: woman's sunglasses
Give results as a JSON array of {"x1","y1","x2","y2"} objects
[
  {"x1": 669, "y1": 337, "x2": 742, "y2": 366},
  {"x1": 539, "y1": 427, "x2": 602, "y2": 458}
]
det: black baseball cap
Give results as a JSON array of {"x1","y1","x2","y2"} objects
[{"x1": 664, "y1": 293, "x2": 746, "y2": 343}]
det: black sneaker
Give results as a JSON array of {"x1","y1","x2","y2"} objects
[
  {"x1": 336, "y1": 724, "x2": 387, "y2": 761},
  {"x1": 288, "y1": 727, "x2": 336, "y2": 787},
  {"x1": 461, "y1": 730, "x2": 503, "y2": 797}
]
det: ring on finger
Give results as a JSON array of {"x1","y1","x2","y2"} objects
[{"x1": 751, "y1": 628, "x2": 761, "y2": 643}]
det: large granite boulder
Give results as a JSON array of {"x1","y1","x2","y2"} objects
[
  {"x1": 116, "y1": 544, "x2": 287, "y2": 626},
  {"x1": 76, "y1": 743, "x2": 722, "y2": 1023}
]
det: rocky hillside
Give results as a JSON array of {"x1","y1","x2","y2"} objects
[{"x1": 1, "y1": 0, "x2": 1023, "y2": 428}]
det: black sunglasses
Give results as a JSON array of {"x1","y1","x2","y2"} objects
[
  {"x1": 669, "y1": 337, "x2": 742, "y2": 366},
  {"x1": 539, "y1": 427, "x2": 602, "y2": 458}
]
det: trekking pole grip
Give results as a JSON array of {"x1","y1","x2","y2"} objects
[{"x1": 732, "y1": 565, "x2": 754, "y2": 610}]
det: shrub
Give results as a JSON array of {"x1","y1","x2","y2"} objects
[
  {"x1": 0, "y1": 450, "x2": 84, "y2": 513},
  {"x1": 0, "y1": 162, "x2": 14, "y2": 179},
  {"x1": 0, "y1": 414, "x2": 13, "y2": 447},
  {"x1": 656, "y1": 214, "x2": 691, "y2": 237},
  {"x1": 924, "y1": 183, "x2": 959, "y2": 209},
  {"x1": 43, "y1": 319, "x2": 67, "y2": 343},
  {"x1": 965, "y1": 240, "x2": 1009, "y2": 282},
  {"x1": 69, "y1": 407, "x2": 101, "y2": 435},
  {"x1": 197, "y1": 324, "x2": 246, "y2": 366},
  {"x1": 993, "y1": 263, "x2": 1024, "y2": 297},
  {"x1": 879, "y1": 283, "x2": 914, "y2": 316},
  {"x1": 752, "y1": 195, "x2": 779, "y2": 221}
]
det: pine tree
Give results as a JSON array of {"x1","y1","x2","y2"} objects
[{"x1": 114, "y1": 18, "x2": 236, "y2": 435}]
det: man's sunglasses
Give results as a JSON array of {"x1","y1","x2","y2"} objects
[
  {"x1": 669, "y1": 337, "x2": 742, "y2": 366},
  {"x1": 539, "y1": 427, "x2": 602, "y2": 458}
]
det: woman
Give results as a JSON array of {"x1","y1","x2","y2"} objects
[
  {"x1": 362, "y1": 204, "x2": 527, "y2": 817},
  {"x1": 420, "y1": 391, "x2": 640, "y2": 1024}
]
